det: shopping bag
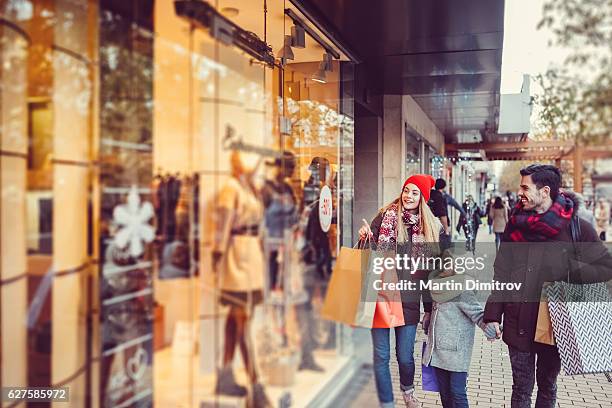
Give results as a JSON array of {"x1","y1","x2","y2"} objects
[
  {"x1": 353, "y1": 248, "x2": 382, "y2": 327},
  {"x1": 534, "y1": 301, "x2": 555, "y2": 345},
  {"x1": 372, "y1": 251, "x2": 405, "y2": 328},
  {"x1": 421, "y1": 342, "x2": 439, "y2": 392},
  {"x1": 546, "y1": 281, "x2": 612, "y2": 375},
  {"x1": 534, "y1": 287, "x2": 555, "y2": 345},
  {"x1": 321, "y1": 244, "x2": 372, "y2": 326}
]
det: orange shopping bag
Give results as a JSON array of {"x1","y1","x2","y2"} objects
[
  {"x1": 321, "y1": 244, "x2": 372, "y2": 326},
  {"x1": 372, "y1": 255, "x2": 405, "y2": 328}
]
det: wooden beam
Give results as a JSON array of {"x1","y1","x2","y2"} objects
[
  {"x1": 560, "y1": 148, "x2": 612, "y2": 160},
  {"x1": 574, "y1": 145, "x2": 583, "y2": 193},
  {"x1": 485, "y1": 150, "x2": 564, "y2": 160},
  {"x1": 580, "y1": 150, "x2": 612, "y2": 160},
  {"x1": 445, "y1": 140, "x2": 575, "y2": 152}
]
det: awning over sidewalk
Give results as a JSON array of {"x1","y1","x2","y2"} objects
[{"x1": 298, "y1": 0, "x2": 505, "y2": 145}]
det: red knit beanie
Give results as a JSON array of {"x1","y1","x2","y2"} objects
[{"x1": 402, "y1": 174, "x2": 436, "y2": 202}]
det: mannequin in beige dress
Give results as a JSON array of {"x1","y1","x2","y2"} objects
[{"x1": 212, "y1": 150, "x2": 270, "y2": 407}]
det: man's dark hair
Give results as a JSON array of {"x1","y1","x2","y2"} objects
[
  {"x1": 435, "y1": 178, "x2": 446, "y2": 190},
  {"x1": 519, "y1": 164, "x2": 561, "y2": 200}
]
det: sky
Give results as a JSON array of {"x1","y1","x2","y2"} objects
[
  {"x1": 495, "y1": 0, "x2": 572, "y2": 181},
  {"x1": 499, "y1": 0, "x2": 571, "y2": 94}
]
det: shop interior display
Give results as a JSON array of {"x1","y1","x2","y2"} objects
[{"x1": 0, "y1": 1, "x2": 353, "y2": 407}]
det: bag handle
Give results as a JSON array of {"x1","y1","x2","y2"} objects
[
  {"x1": 356, "y1": 218, "x2": 375, "y2": 250},
  {"x1": 567, "y1": 215, "x2": 582, "y2": 284},
  {"x1": 356, "y1": 235, "x2": 374, "y2": 250}
]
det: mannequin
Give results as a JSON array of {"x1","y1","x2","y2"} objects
[
  {"x1": 261, "y1": 151, "x2": 298, "y2": 293},
  {"x1": 212, "y1": 150, "x2": 270, "y2": 407}
]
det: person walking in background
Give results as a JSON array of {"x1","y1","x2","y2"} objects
[
  {"x1": 440, "y1": 179, "x2": 466, "y2": 221},
  {"x1": 595, "y1": 198, "x2": 610, "y2": 241},
  {"x1": 489, "y1": 196, "x2": 508, "y2": 250},
  {"x1": 484, "y1": 164, "x2": 612, "y2": 408},
  {"x1": 423, "y1": 268, "x2": 498, "y2": 408},
  {"x1": 359, "y1": 174, "x2": 441, "y2": 408},
  {"x1": 506, "y1": 190, "x2": 517, "y2": 209},
  {"x1": 428, "y1": 178, "x2": 451, "y2": 250},
  {"x1": 485, "y1": 197, "x2": 495, "y2": 234},
  {"x1": 573, "y1": 192, "x2": 597, "y2": 229},
  {"x1": 428, "y1": 178, "x2": 465, "y2": 250},
  {"x1": 457, "y1": 196, "x2": 482, "y2": 253}
]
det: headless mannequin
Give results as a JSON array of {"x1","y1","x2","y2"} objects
[{"x1": 213, "y1": 151, "x2": 268, "y2": 406}]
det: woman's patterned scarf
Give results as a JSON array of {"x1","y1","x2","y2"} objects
[
  {"x1": 377, "y1": 202, "x2": 425, "y2": 256},
  {"x1": 505, "y1": 192, "x2": 574, "y2": 242}
]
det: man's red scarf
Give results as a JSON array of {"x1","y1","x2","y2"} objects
[{"x1": 505, "y1": 193, "x2": 574, "y2": 242}]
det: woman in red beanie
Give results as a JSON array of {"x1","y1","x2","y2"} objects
[{"x1": 358, "y1": 174, "x2": 441, "y2": 408}]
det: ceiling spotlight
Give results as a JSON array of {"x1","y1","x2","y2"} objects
[
  {"x1": 311, "y1": 61, "x2": 327, "y2": 83},
  {"x1": 322, "y1": 52, "x2": 333, "y2": 71},
  {"x1": 312, "y1": 52, "x2": 333, "y2": 83},
  {"x1": 277, "y1": 35, "x2": 294, "y2": 63},
  {"x1": 291, "y1": 24, "x2": 306, "y2": 48},
  {"x1": 220, "y1": 7, "x2": 239, "y2": 17}
]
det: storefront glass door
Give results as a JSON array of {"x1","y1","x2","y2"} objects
[{"x1": 1, "y1": 1, "x2": 354, "y2": 406}]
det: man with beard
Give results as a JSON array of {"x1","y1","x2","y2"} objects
[{"x1": 484, "y1": 164, "x2": 612, "y2": 408}]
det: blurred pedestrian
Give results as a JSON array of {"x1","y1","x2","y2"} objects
[
  {"x1": 485, "y1": 197, "x2": 495, "y2": 234},
  {"x1": 428, "y1": 178, "x2": 452, "y2": 250},
  {"x1": 572, "y1": 192, "x2": 597, "y2": 229},
  {"x1": 489, "y1": 196, "x2": 508, "y2": 250},
  {"x1": 595, "y1": 198, "x2": 610, "y2": 241}
]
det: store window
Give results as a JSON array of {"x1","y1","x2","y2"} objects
[
  {"x1": 1, "y1": 0, "x2": 354, "y2": 406},
  {"x1": 431, "y1": 154, "x2": 445, "y2": 179},
  {"x1": 405, "y1": 127, "x2": 420, "y2": 176}
]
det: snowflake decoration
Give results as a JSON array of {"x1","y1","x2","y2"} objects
[{"x1": 113, "y1": 185, "x2": 155, "y2": 257}]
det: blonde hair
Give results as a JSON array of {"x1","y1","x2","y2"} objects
[{"x1": 377, "y1": 194, "x2": 441, "y2": 244}]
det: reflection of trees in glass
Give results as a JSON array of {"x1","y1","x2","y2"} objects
[
  {"x1": 282, "y1": 97, "x2": 354, "y2": 148},
  {"x1": 52, "y1": 52, "x2": 91, "y2": 116},
  {"x1": 99, "y1": 7, "x2": 153, "y2": 190},
  {"x1": 0, "y1": 30, "x2": 28, "y2": 146}
]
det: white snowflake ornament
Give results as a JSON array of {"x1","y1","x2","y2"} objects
[{"x1": 113, "y1": 185, "x2": 155, "y2": 257}]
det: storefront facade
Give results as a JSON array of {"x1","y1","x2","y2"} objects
[{"x1": 0, "y1": 0, "x2": 355, "y2": 406}]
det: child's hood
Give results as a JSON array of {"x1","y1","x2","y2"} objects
[{"x1": 429, "y1": 273, "x2": 468, "y2": 303}]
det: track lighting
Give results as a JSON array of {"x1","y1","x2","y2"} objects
[
  {"x1": 312, "y1": 52, "x2": 332, "y2": 83},
  {"x1": 291, "y1": 24, "x2": 305, "y2": 48},
  {"x1": 311, "y1": 61, "x2": 327, "y2": 83},
  {"x1": 277, "y1": 35, "x2": 294, "y2": 63}
]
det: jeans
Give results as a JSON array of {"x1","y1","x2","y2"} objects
[
  {"x1": 508, "y1": 344, "x2": 561, "y2": 408},
  {"x1": 495, "y1": 232, "x2": 503, "y2": 250},
  {"x1": 371, "y1": 324, "x2": 417, "y2": 406},
  {"x1": 433, "y1": 367, "x2": 469, "y2": 408}
]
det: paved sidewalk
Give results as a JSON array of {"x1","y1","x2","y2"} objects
[
  {"x1": 334, "y1": 330, "x2": 612, "y2": 407},
  {"x1": 331, "y1": 229, "x2": 612, "y2": 407}
]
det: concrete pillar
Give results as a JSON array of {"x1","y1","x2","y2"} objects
[{"x1": 382, "y1": 95, "x2": 404, "y2": 204}]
